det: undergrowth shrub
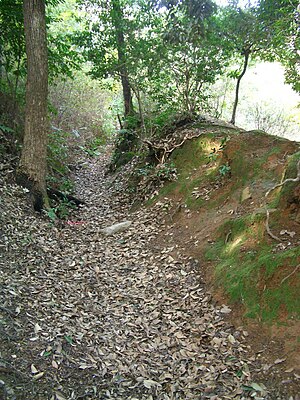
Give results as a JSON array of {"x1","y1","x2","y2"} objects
[
  {"x1": 0, "y1": 124, "x2": 16, "y2": 154},
  {"x1": 80, "y1": 136, "x2": 107, "y2": 157},
  {"x1": 47, "y1": 127, "x2": 73, "y2": 194},
  {"x1": 49, "y1": 72, "x2": 115, "y2": 141},
  {"x1": 46, "y1": 197, "x2": 77, "y2": 222},
  {"x1": 0, "y1": 88, "x2": 24, "y2": 155},
  {"x1": 110, "y1": 129, "x2": 139, "y2": 171}
]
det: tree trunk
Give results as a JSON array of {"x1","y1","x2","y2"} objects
[
  {"x1": 131, "y1": 83, "x2": 146, "y2": 136},
  {"x1": 230, "y1": 49, "x2": 250, "y2": 125},
  {"x1": 111, "y1": 0, "x2": 134, "y2": 118},
  {"x1": 17, "y1": 0, "x2": 49, "y2": 211}
]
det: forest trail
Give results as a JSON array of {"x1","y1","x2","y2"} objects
[{"x1": 0, "y1": 151, "x2": 298, "y2": 400}]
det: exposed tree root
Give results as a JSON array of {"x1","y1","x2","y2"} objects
[
  {"x1": 264, "y1": 159, "x2": 300, "y2": 241},
  {"x1": 265, "y1": 159, "x2": 300, "y2": 198},
  {"x1": 281, "y1": 264, "x2": 299, "y2": 285},
  {"x1": 265, "y1": 207, "x2": 281, "y2": 242},
  {"x1": 144, "y1": 131, "x2": 202, "y2": 165},
  {"x1": 16, "y1": 171, "x2": 49, "y2": 211}
]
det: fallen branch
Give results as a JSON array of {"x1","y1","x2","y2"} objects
[{"x1": 281, "y1": 264, "x2": 299, "y2": 285}]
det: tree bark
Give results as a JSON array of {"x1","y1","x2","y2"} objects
[
  {"x1": 230, "y1": 49, "x2": 250, "y2": 125},
  {"x1": 17, "y1": 0, "x2": 49, "y2": 211},
  {"x1": 131, "y1": 83, "x2": 146, "y2": 135},
  {"x1": 111, "y1": 0, "x2": 134, "y2": 118}
]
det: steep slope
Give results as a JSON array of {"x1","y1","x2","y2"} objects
[{"x1": 148, "y1": 122, "x2": 300, "y2": 370}]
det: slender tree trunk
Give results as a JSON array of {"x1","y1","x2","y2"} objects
[
  {"x1": 17, "y1": 0, "x2": 49, "y2": 211},
  {"x1": 111, "y1": 0, "x2": 134, "y2": 118},
  {"x1": 131, "y1": 83, "x2": 146, "y2": 136},
  {"x1": 230, "y1": 49, "x2": 250, "y2": 125},
  {"x1": 12, "y1": 31, "x2": 24, "y2": 128}
]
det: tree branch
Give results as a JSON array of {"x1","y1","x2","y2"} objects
[
  {"x1": 264, "y1": 158, "x2": 300, "y2": 242},
  {"x1": 265, "y1": 159, "x2": 300, "y2": 198}
]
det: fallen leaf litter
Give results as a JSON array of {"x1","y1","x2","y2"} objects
[{"x1": 0, "y1": 153, "x2": 298, "y2": 399}]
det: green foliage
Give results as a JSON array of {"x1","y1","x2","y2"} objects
[
  {"x1": 207, "y1": 135, "x2": 229, "y2": 164},
  {"x1": 0, "y1": 122, "x2": 19, "y2": 154},
  {"x1": 46, "y1": 0, "x2": 85, "y2": 79},
  {"x1": 219, "y1": 163, "x2": 231, "y2": 177},
  {"x1": 0, "y1": 124, "x2": 14, "y2": 134},
  {"x1": 145, "y1": 110, "x2": 194, "y2": 139},
  {"x1": 134, "y1": 161, "x2": 177, "y2": 196},
  {"x1": 76, "y1": 0, "x2": 234, "y2": 121},
  {"x1": 47, "y1": 127, "x2": 73, "y2": 193},
  {"x1": 136, "y1": 164, "x2": 153, "y2": 177},
  {"x1": 0, "y1": 0, "x2": 25, "y2": 92},
  {"x1": 49, "y1": 71, "x2": 117, "y2": 140},
  {"x1": 80, "y1": 136, "x2": 106, "y2": 157},
  {"x1": 110, "y1": 129, "x2": 139, "y2": 170},
  {"x1": 257, "y1": 0, "x2": 299, "y2": 92},
  {"x1": 47, "y1": 128, "x2": 70, "y2": 175},
  {"x1": 46, "y1": 197, "x2": 77, "y2": 221},
  {"x1": 220, "y1": 5, "x2": 271, "y2": 58},
  {"x1": 0, "y1": 0, "x2": 82, "y2": 94},
  {"x1": 46, "y1": 207, "x2": 57, "y2": 222}
]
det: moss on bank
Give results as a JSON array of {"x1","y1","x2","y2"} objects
[
  {"x1": 205, "y1": 216, "x2": 300, "y2": 321},
  {"x1": 151, "y1": 124, "x2": 300, "y2": 323}
]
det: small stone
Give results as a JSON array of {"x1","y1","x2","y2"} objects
[
  {"x1": 100, "y1": 221, "x2": 132, "y2": 236},
  {"x1": 220, "y1": 305, "x2": 232, "y2": 314},
  {"x1": 241, "y1": 187, "x2": 252, "y2": 202}
]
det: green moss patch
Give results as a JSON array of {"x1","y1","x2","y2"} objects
[{"x1": 205, "y1": 216, "x2": 300, "y2": 322}]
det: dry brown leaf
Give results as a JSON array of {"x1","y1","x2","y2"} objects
[
  {"x1": 31, "y1": 364, "x2": 38, "y2": 374},
  {"x1": 33, "y1": 372, "x2": 44, "y2": 380}
]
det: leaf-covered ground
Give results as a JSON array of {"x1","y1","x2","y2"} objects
[{"x1": 0, "y1": 152, "x2": 299, "y2": 399}]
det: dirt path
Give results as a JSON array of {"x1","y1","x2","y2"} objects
[{"x1": 0, "y1": 154, "x2": 297, "y2": 399}]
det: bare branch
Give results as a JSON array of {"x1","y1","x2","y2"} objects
[
  {"x1": 143, "y1": 131, "x2": 202, "y2": 165},
  {"x1": 265, "y1": 159, "x2": 300, "y2": 198}
]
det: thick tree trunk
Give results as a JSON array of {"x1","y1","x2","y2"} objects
[
  {"x1": 230, "y1": 49, "x2": 250, "y2": 125},
  {"x1": 111, "y1": 0, "x2": 134, "y2": 118},
  {"x1": 17, "y1": 0, "x2": 49, "y2": 211}
]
